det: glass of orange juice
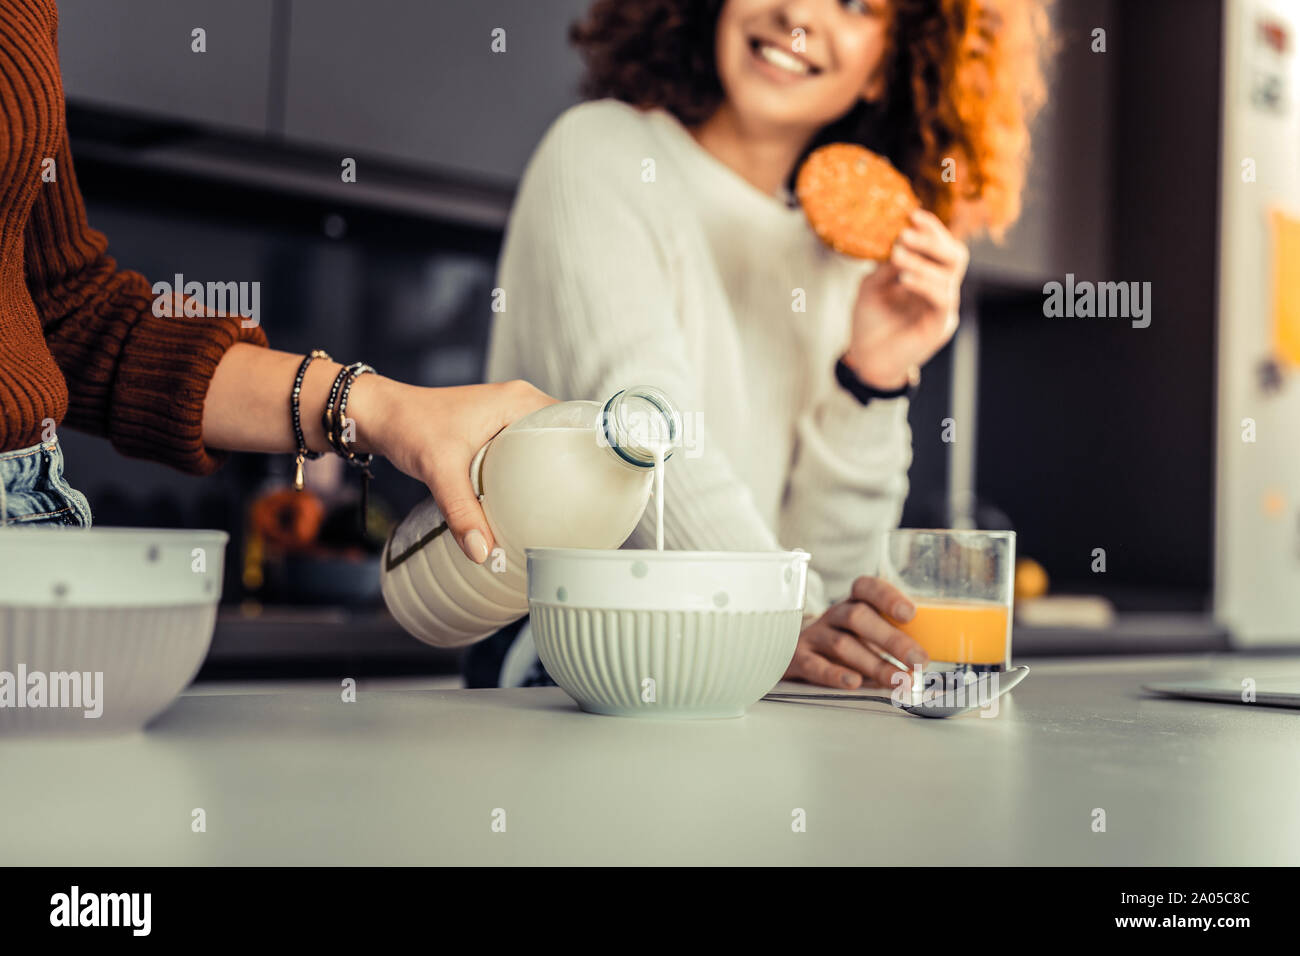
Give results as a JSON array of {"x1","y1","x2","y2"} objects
[{"x1": 880, "y1": 529, "x2": 1016, "y2": 673}]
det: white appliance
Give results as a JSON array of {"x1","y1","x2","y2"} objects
[{"x1": 1215, "y1": 0, "x2": 1300, "y2": 645}]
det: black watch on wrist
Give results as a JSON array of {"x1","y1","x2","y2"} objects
[{"x1": 835, "y1": 356, "x2": 920, "y2": 406}]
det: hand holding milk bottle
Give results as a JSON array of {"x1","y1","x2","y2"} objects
[{"x1": 381, "y1": 386, "x2": 679, "y2": 647}]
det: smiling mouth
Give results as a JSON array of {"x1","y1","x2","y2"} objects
[{"x1": 748, "y1": 37, "x2": 821, "y2": 77}]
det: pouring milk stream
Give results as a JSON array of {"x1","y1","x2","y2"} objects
[{"x1": 381, "y1": 386, "x2": 678, "y2": 647}]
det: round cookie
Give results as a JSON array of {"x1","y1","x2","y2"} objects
[{"x1": 796, "y1": 143, "x2": 920, "y2": 261}]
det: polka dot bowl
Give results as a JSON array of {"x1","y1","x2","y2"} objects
[
  {"x1": 0, "y1": 528, "x2": 227, "y2": 735},
  {"x1": 526, "y1": 548, "x2": 810, "y2": 719}
]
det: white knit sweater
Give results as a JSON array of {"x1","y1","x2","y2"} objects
[{"x1": 487, "y1": 100, "x2": 913, "y2": 619}]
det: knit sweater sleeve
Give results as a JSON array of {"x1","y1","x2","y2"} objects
[
  {"x1": 23, "y1": 127, "x2": 268, "y2": 475},
  {"x1": 779, "y1": 378, "x2": 913, "y2": 607},
  {"x1": 488, "y1": 105, "x2": 833, "y2": 617}
]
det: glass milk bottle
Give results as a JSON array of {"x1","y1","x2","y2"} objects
[{"x1": 381, "y1": 386, "x2": 678, "y2": 647}]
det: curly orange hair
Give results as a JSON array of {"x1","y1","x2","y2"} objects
[
  {"x1": 894, "y1": 0, "x2": 1053, "y2": 239},
  {"x1": 572, "y1": 0, "x2": 1053, "y2": 241}
]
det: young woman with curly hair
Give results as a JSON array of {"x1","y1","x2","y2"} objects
[{"x1": 482, "y1": 0, "x2": 1050, "y2": 689}]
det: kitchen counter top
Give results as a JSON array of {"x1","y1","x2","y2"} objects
[{"x1": 3, "y1": 653, "x2": 1298, "y2": 865}]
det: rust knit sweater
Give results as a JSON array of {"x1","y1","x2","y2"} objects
[{"x1": 0, "y1": 0, "x2": 268, "y2": 474}]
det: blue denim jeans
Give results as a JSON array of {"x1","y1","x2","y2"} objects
[{"x1": 0, "y1": 439, "x2": 93, "y2": 527}]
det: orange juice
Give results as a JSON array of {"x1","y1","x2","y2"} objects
[{"x1": 890, "y1": 599, "x2": 1009, "y2": 666}]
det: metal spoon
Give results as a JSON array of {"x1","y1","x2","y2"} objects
[{"x1": 764, "y1": 665, "x2": 1030, "y2": 718}]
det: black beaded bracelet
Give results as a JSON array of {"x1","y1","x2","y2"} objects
[
  {"x1": 294, "y1": 356, "x2": 379, "y2": 533},
  {"x1": 329, "y1": 362, "x2": 375, "y2": 460},
  {"x1": 320, "y1": 363, "x2": 354, "y2": 450},
  {"x1": 290, "y1": 349, "x2": 332, "y2": 491},
  {"x1": 329, "y1": 362, "x2": 376, "y2": 534}
]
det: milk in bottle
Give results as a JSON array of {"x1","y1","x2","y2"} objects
[{"x1": 380, "y1": 386, "x2": 678, "y2": 647}]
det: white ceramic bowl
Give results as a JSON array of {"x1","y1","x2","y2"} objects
[
  {"x1": 527, "y1": 548, "x2": 810, "y2": 719},
  {"x1": 0, "y1": 528, "x2": 226, "y2": 735}
]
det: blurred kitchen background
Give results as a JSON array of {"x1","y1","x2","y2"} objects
[{"x1": 51, "y1": 0, "x2": 1300, "y2": 677}]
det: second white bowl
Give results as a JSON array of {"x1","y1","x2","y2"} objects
[
  {"x1": 526, "y1": 548, "x2": 810, "y2": 719},
  {"x1": 0, "y1": 528, "x2": 226, "y2": 735}
]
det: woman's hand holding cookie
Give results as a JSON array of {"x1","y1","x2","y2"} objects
[{"x1": 843, "y1": 209, "x2": 970, "y2": 390}]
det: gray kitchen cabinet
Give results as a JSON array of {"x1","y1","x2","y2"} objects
[
  {"x1": 282, "y1": 0, "x2": 591, "y2": 185},
  {"x1": 56, "y1": 0, "x2": 276, "y2": 135}
]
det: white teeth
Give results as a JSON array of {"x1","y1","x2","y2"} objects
[{"x1": 756, "y1": 42, "x2": 810, "y2": 76}]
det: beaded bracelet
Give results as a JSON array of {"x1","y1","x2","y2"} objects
[
  {"x1": 290, "y1": 349, "x2": 332, "y2": 491},
  {"x1": 320, "y1": 363, "x2": 354, "y2": 449},
  {"x1": 329, "y1": 363, "x2": 375, "y2": 460},
  {"x1": 294, "y1": 357, "x2": 378, "y2": 534},
  {"x1": 327, "y1": 362, "x2": 376, "y2": 533}
]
